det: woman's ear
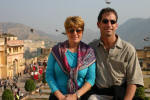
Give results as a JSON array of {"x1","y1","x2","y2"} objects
[{"x1": 116, "y1": 23, "x2": 118, "y2": 29}]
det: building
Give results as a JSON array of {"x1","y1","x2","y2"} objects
[
  {"x1": 137, "y1": 46, "x2": 150, "y2": 69},
  {"x1": 24, "y1": 40, "x2": 45, "y2": 52},
  {"x1": 0, "y1": 33, "x2": 25, "y2": 79},
  {"x1": 41, "y1": 48, "x2": 51, "y2": 56},
  {"x1": 37, "y1": 47, "x2": 51, "y2": 63},
  {"x1": 24, "y1": 40, "x2": 45, "y2": 58}
]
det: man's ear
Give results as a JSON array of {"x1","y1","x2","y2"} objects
[{"x1": 97, "y1": 22, "x2": 100, "y2": 28}]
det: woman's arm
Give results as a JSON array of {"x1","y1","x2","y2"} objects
[
  {"x1": 65, "y1": 62, "x2": 96, "y2": 100},
  {"x1": 54, "y1": 90, "x2": 66, "y2": 100},
  {"x1": 65, "y1": 82, "x2": 92, "y2": 100},
  {"x1": 76, "y1": 62, "x2": 96, "y2": 97},
  {"x1": 46, "y1": 53, "x2": 66, "y2": 99}
]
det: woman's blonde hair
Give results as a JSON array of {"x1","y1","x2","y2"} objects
[{"x1": 64, "y1": 16, "x2": 84, "y2": 31}]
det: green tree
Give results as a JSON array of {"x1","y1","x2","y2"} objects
[
  {"x1": 145, "y1": 97, "x2": 150, "y2": 100},
  {"x1": 134, "y1": 87, "x2": 145, "y2": 99},
  {"x1": 25, "y1": 79, "x2": 36, "y2": 92},
  {"x1": 2, "y1": 89, "x2": 14, "y2": 100}
]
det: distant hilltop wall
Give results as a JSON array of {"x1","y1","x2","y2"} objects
[{"x1": 24, "y1": 40, "x2": 45, "y2": 52}]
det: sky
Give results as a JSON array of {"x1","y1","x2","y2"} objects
[{"x1": 0, "y1": 0, "x2": 150, "y2": 35}]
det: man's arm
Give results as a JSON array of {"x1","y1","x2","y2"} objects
[{"x1": 124, "y1": 84, "x2": 136, "y2": 100}]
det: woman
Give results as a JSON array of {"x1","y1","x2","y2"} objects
[{"x1": 46, "y1": 16, "x2": 96, "y2": 100}]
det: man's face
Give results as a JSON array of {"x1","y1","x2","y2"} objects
[{"x1": 97, "y1": 12, "x2": 118, "y2": 38}]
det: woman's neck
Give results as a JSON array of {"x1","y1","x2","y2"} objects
[{"x1": 68, "y1": 42, "x2": 79, "y2": 53}]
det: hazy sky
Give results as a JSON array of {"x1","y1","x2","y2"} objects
[{"x1": 0, "y1": 0, "x2": 150, "y2": 34}]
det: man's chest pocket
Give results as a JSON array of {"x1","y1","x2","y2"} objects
[{"x1": 109, "y1": 59, "x2": 128, "y2": 76}]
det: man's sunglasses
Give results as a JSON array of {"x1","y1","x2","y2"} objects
[
  {"x1": 102, "y1": 19, "x2": 116, "y2": 24},
  {"x1": 69, "y1": 29, "x2": 82, "y2": 34}
]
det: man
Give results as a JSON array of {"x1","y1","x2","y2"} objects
[{"x1": 89, "y1": 7, "x2": 144, "y2": 100}]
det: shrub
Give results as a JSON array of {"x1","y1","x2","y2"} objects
[
  {"x1": 25, "y1": 79, "x2": 36, "y2": 92},
  {"x1": 134, "y1": 87, "x2": 145, "y2": 99},
  {"x1": 2, "y1": 89, "x2": 14, "y2": 100},
  {"x1": 145, "y1": 97, "x2": 150, "y2": 100}
]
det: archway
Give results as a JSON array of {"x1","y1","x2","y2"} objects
[{"x1": 13, "y1": 59, "x2": 18, "y2": 77}]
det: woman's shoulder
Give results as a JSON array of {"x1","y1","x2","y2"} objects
[
  {"x1": 89, "y1": 39, "x2": 99, "y2": 47},
  {"x1": 80, "y1": 41, "x2": 94, "y2": 49},
  {"x1": 52, "y1": 41, "x2": 66, "y2": 50}
]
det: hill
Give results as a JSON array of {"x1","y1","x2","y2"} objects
[
  {"x1": 0, "y1": 22, "x2": 57, "y2": 47},
  {"x1": 0, "y1": 22, "x2": 99, "y2": 45},
  {"x1": 1, "y1": 17, "x2": 150, "y2": 49},
  {"x1": 117, "y1": 17, "x2": 150, "y2": 49}
]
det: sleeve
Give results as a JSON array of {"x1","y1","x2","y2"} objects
[
  {"x1": 126, "y1": 47, "x2": 144, "y2": 86},
  {"x1": 45, "y1": 53, "x2": 59, "y2": 93},
  {"x1": 85, "y1": 62, "x2": 96, "y2": 86}
]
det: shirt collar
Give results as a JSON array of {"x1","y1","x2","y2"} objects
[
  {"x1": 97, "y1": 35, "x2": 123, "y2": 49},
  {"x1": 115, "y1": 35, "x2": 123, "y2": 49}
]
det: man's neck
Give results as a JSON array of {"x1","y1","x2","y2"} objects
[{"x1": 101, "y1": 35, "x2": 117, "y2": 50}]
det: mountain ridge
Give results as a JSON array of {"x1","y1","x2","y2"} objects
[
  {"x1": 1, "y1": 17, "x2": 150, "y2": 49},
  {"x1": 117, "y1": 17, "x2": 150, "y2": 49}
]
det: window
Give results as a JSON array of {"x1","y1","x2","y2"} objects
[{"x1": 9, "y1": 48, "x2": 11, "y2": 53}]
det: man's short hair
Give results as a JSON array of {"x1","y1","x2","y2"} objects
[{"x1": 98, "y1": 7, "x2": 118, "y2": 22}]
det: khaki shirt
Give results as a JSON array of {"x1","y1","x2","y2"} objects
[{"x1": 90, "y1": 36, "x2": 144, "y2": 88}]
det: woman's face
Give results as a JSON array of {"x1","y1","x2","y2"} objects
[{"x1": 66, "y1": 27, "x2": 83, "y2": 44}]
